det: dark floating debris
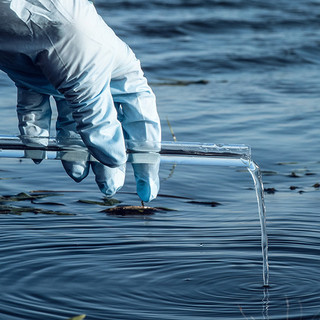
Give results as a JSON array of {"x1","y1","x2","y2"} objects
[
  {"x1": 288, "y1": 172, "x2": 301, "y2": 178},
  {"x1": 0, "y1": 192, "x2": 34, "y2": 202},
  {"x1": 0, "y1": 205, "x2": 74, "y2": 216},
  {"x1": 31, "y1": 201, "x2": 65, "y2": 206},
  {"x1": 0, "y1": 206, "x2": 22, "y2": 215},
  {"x1": 0, "y1": 191, "x2": 72, "y2": 215},
  {"x1": 102, "y1": 205, "x2": 174, "y2": 216},
  {"x1": 78, "y1": 199, "x2": 106, "y2": 206},
  {"x1": 0, "y1": 192, "x2": 58, "y2": 203},
  {"x1": 289, "y1": 186, "x2": 299, "y2": 190},
  {"x1": 261, "y1": 170, "x2": 278, "y2": 176},
  {"x1": 187, "y1": 200, "x2": 221, "y2": 207},
  {"x1": 78, "y1": 198, "x2": 121, "y2": 206},
  {"x1": 104, "y1": 198, "x2": 122, "y2": 206},
  {"x1": 30, "y1": 189, "x2": 85, "y2": 193},
  {"x1": 313, "y1": 183, "x2": 320, "y2": 188},
  {"x1": 264, "y1": 188, "x2": 277, "y2": 194}
]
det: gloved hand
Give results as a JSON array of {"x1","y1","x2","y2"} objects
[
  {"x1": 53, "y1": 95, "x2": 161, "y2": 202},
  {"x1": 17, "y1": 75, "x2": 161, "y2": 202},
  {"x1": 2, "y1": 0, "x2": 161, "y2": 202}
]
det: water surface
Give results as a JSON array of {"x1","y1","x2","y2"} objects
[{"x1": 0, "y1": 0, "x2": 320, "y2": 319}]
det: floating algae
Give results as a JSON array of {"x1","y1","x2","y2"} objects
[
  {"x1": 78, "y1": 198, "x2": 122, "y2": 206},
  {"x1": 31, "y1": 201, "x2": 65, "y2": 206},
  {"x1": 0, "y1": 205, "x2": 74, "y2": 216},
  {"x1": 264, "y1": 188, "x2": 277, "y2": 194},
  {"x1": 102, "y1": 205, "x2": 173, "y2": 216},
  {"x1": 0, "y1": 191, "x2": 73, "y2": 215},
  {"x1": 288, "y1": 171, "x2": 301, "y2": 178},
  {"x1": 0, "y1": 192, "x2": 61, "y2": 203},
  {"x1": 187, "y1": 200, "x2": 221, "y2": 207},
  {"x1": 78, "y1": 199, "x2": 107, "y2": 206}
]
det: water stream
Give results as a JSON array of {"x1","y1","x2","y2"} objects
[{"x1": 247, "y1": 161, "x2": 269, "y2": 287}]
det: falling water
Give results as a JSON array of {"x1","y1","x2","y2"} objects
[{"x1": 248, "y1": 161, "x2": 270, "y2": 287}]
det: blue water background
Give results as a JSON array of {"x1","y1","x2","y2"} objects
[{"x1": 0, "y1": 0, "x2": 320, "y2": 319}]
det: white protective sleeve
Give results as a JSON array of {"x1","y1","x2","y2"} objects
[
  {"x1": 0, "y1": 0, "x2": 161, "y2": 200},
  {"x1": 0, "y1": 0, "x2": 161, "y2": 167}
]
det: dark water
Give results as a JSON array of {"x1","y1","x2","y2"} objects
[{"x1": 0, "y1": 0, "x2": 320, "y2": 319}]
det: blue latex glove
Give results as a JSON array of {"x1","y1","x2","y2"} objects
[{"x1": 0, "y1": 0, "x2": 161, "y2": 201}]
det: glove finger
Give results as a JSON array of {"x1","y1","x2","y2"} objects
[
  {"x1": 131, "y1": 155, "x2": 160, "y2": 202},
  {"x1": 110, "y1": 63, "x2": 161, "y2": 153},
  {"x1": 111, "y1": 66, "x2": 161, "y2": 202},
  {"x1": 17, "y1": 86, "x2": 52, "y2": 147},
  {"x1": 91, "y1": 162, "x2": 125, "y2": 197}
]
